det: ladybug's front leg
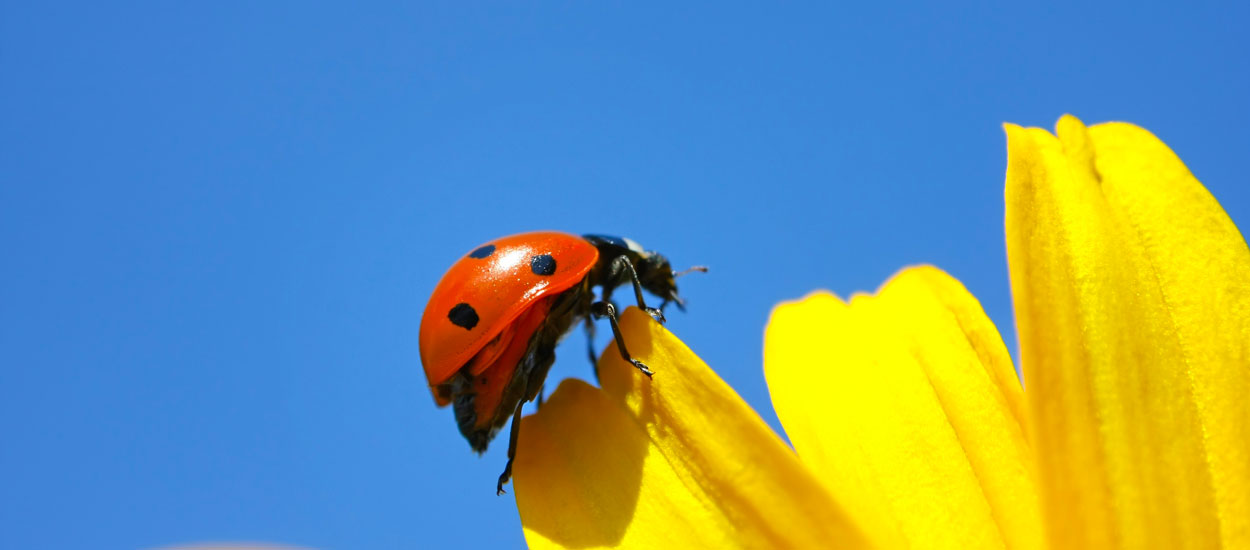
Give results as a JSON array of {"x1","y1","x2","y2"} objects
[
  {"x1": 609, "y1": 255, "x2": 665, "y2": 324},
  {"x1": 590, "y1": 301, "x2": 654, "y2": 378}
]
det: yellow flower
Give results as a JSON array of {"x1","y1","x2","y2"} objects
[{"x1": 513, "y1": 116, "x2": 1249, "y2": 549}]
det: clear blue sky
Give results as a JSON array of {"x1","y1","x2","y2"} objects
[{"x1": 2, "y1": 2, "x2": 1246, "y2": 548}]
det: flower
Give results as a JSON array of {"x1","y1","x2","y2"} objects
[{"x1": 513, "y1": 116, "x2": 1249, "y2": 549}]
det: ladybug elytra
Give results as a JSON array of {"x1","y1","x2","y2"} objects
[{"x1": 418, "y1": 231, "x2": 704, "y2": 494}]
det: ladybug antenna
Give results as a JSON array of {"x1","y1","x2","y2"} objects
[
  {"x1": 673, "y1": 265, "x2": 709, "y2": 278},
  {"x1": 662, "y1": 291, "x2": 687, "y2": 313}
]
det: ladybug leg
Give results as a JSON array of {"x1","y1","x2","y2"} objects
[
  {"x1": 610, "y1": 255, "x2": 666, "y2": 324},
  {"x1": 590, "y1": 301, "x2": 654, "y2": 378},
  {"x1": 496, "y1": 400, "x2": 525, "y2": 496},
  {"x1": 584, "y1": 315, "x2": 599, "y2": 376},
  {"x1": 497, "y1": 336, "x2": 559, "y2": 495}
]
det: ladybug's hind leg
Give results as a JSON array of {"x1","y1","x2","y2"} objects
[
  {"x1": 496, "y1": 321, "x2": 563, "y2": 495},
  {"x1": 496, "y1": 400, "x2": 525, "y2": 496},
  {"x1": 590, "y1": 301, "x2": 654, "y2": 378}
]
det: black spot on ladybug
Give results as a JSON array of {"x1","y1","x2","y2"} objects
[
  {"x1": 468, "y1": 244, "x2": 495, "y2": 259},
  {"x1": 531, "y1": 254, "x2": 557, "y2": 276},
  {"x1": 448, "y1": 303, "x2": 479, "y2": 330}
]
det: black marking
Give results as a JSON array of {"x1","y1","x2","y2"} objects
[
  {"x1": 530, "y1": 254, "x2": 557, "y2": 276},
  {"x1": 448, "y1": 303, "x2": 479, "y2": 330},
  {"x1": 583, "y1": 234, "x2": 629, "y2": 249},
  {"x1": 583, "y1": 233, "x2": 645, "y2": 254},
  {"x1": 468, "y1": 244, "x2": 496, "y2": 259}
]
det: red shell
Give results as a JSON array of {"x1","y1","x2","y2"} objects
[{"x1": 419, "y1": 231, "x2": 599, "y2": 398}]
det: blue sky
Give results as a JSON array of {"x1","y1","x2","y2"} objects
[{"x1": 2, "y1": 2, "x2": 1247, "y2": 548}]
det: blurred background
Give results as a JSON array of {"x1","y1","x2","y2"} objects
[{"x1": 2, "y1": 2, "x2": 1246, "y2": 548}]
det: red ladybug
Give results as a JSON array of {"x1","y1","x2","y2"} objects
[{"x1": 419, "y1": 231, "x2": 704, "y2": 494}]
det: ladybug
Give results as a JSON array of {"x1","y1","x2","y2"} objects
[{"x1": 419, "y1": 231, "x2": 705, "y2": 494}]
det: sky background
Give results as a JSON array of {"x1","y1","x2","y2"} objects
[{"x1": 2, "y1": 2, "x2": 1247, "y2": 549}]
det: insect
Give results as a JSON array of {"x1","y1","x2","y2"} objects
[{"x1": 419, "y1": 231, "x2": 705, "y2": 494}]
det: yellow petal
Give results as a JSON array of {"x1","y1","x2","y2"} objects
[
  {"x1": 515, "y1": 308, "x2": 869, "y2": 549},
  {"x1": 764, "y1": 266, "x2": 1043, "y2": 550},
  {"x1": 1005, "y1": 115, "x2": 1250, "y2": 549}
]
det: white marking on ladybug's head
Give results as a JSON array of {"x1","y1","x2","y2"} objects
[{"x1": 622, "y1": 237, "x2": 645, "y2": 254}]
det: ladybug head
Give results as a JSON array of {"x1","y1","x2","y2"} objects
[
  {"x1": 581, "y1": 234, "x2": 707, "y2": 313},
  {"x1": 635, "y1": 252, "x2": 707, "y2": 312}
]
